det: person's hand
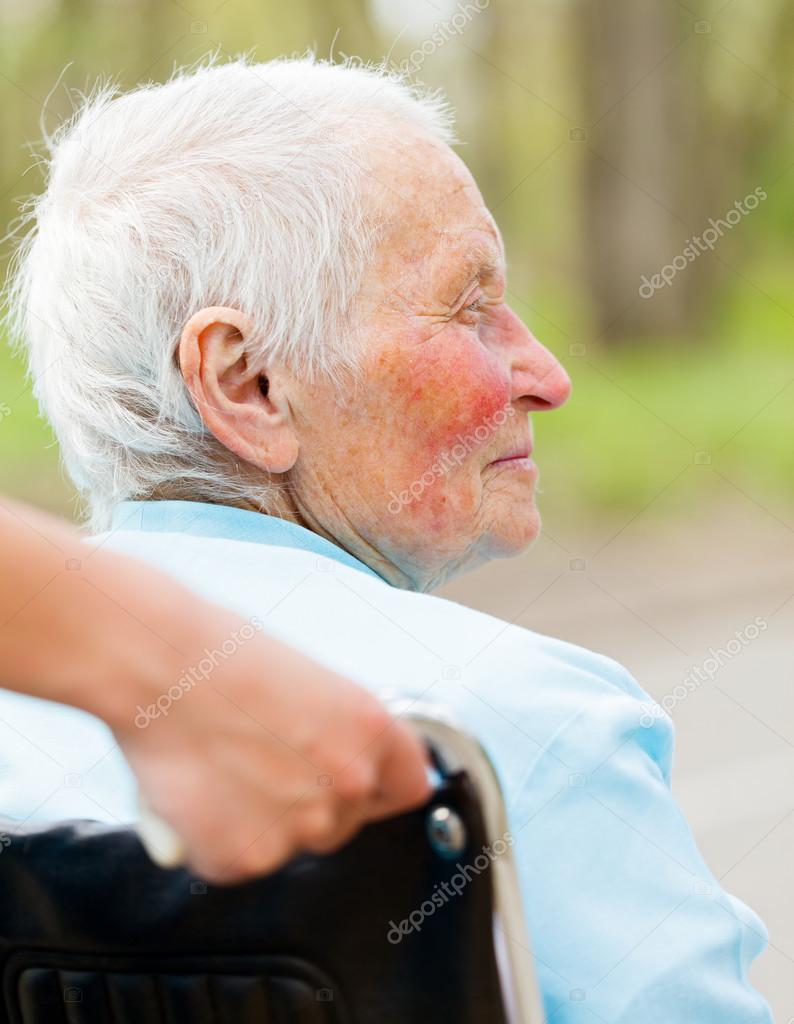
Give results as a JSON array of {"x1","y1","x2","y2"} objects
[
  {"x1": 0, "y1": 498, "x2": 430, "y2": 883},
  {"x1": 113, "y1": 604, "x2": 431, "y2": 882}
]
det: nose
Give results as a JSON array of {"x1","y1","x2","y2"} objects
[{"x1": 502, "y1": 306, "x2": 571, "y2": 412}]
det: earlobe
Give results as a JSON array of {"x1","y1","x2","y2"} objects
[{"x1": 178, "y1": 306, "x2": 299, "y2": 475}]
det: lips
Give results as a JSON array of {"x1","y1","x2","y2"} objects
[
  {"x1": 488, "y1": 444, "x2": 533, "y2": 466},
  {"x1": 493, "y1": 452, "x2": 530, "y2": 464}
]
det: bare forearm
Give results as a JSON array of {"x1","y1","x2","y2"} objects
[
  {"x1": 0, "y1": 495, "x2": 430, "y2": 879},
  {"x1": 0, "y1": 497, "x2": 200, "y2": 723}
]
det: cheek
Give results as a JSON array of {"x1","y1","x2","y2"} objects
[
  {"x1": 399, "y1": 339, "x2": 511, "y2": 457},
  {"x1": 369, "y1": 336, "x2": 512, "y2": 529}
]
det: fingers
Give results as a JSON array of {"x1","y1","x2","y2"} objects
[
  {"x1": 293, "y1": 796, "x2": 366, "y2": 856},
  {"x1": 190, "y1": 832, "x2": 293, "y2": 885},
  {"x1": 184, "y1": 787, "x2": 371, "y2": 884},
  {"x1": 128, "y1": 659, "x2": 435, "y2": 886},
  {"x1": 366, "y1": 717, "x2": 433, "y2": 820}
]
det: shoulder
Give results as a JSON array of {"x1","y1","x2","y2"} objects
[{"x1": 97, "y1": 528, "x2": 674, "y2": 779}]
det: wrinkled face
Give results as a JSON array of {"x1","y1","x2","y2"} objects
[{"x1": 284, "y1": 133, "x2": 571, "y2": 591}]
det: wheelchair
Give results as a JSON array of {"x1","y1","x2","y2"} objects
[{"x1": 0, "y1": 702, "x2": 543, "y2": 1023}]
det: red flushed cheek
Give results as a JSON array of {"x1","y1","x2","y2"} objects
[
  {"x1": 372, "y1": 334, "x2": 512, "y2": 524},
  {"x1": 406, "y1": 341, "x2": 511, "y2": 457}
]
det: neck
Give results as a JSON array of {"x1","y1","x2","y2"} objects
[
  {"x1": 267, "y1": 475, "x2": 478, "y2": 592},
  {"x1": 293, "y1": 502, "x2": 424, "y2": 589}
]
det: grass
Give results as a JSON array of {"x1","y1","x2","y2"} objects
[
  {"x1": 535, "y1": 263, "x2": 794, "y2": 528},
  {"x1": 537, "y1": 336, "x2": 793, "y2": 526}
]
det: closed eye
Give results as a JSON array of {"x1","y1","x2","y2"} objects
[{"x1": 456, "y1": 296, "x2": 484, "y2": 327}]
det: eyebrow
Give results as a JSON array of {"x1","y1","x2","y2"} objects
[{"x1": 442, "y1": 234, "x2": 504, "y2": 299}]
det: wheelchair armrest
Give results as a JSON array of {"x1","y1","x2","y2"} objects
[
  {"x1": 139, "y1": 698, "x2": 544, "y2": 1024},
  {"x1": 389, "y1": 700, "x2": 544, "y2": 1024}
]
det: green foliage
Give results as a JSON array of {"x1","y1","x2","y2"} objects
[
  {"x1": 535, "y1": 262, "x2": 794, "y2": 526},
  {"x1": 0, "y1": 342, "x2": 71, "y2": 513}
]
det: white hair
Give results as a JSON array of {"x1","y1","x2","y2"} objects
[{"x1": 4, "y1": 52, "x2": 455, "y2": 529}]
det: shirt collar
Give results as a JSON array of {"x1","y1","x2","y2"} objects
[{"x1": 110, "y1": 500, "x2": 384, "y2": 581}]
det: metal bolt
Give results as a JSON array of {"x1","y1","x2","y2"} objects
[{"x1": 427, "y1": 805, "x2": 467, "y2": 858}]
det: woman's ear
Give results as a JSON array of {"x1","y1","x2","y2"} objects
[{"x1": 178, "y1": 306, "x2": 299, "y2": 474}]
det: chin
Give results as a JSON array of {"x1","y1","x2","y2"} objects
[{"x1": 488, "y1": 504, "x2": 542, "y2": 560}]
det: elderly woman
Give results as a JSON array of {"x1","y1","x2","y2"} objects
[{"x1": 7, "y1": 56, "x2": 772, "y2": 1023}]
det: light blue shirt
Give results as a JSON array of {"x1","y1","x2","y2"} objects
[{"x1": 0, "y1": 500, "x2": 773, "y2": 1023}]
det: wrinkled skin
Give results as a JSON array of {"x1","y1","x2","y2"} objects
[{"x1": 180, "y1": 129, "x2": 572, "y2": 591}]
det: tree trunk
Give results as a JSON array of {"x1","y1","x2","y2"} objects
[{"x1": 576, "y1": 0, "x2": 700, "y2": 343}]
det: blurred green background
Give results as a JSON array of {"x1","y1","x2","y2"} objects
[{"x1": 0, "y1": 0, "x2": 791, "y2": 527}]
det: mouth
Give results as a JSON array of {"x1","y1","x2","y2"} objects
[{"x1": 487, "y1": 444, "x2": 534, "y2": 468}]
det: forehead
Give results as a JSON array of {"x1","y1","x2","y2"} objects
[{"x1": 366, "y1": 132, "x2": 502, "y2": 279}]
